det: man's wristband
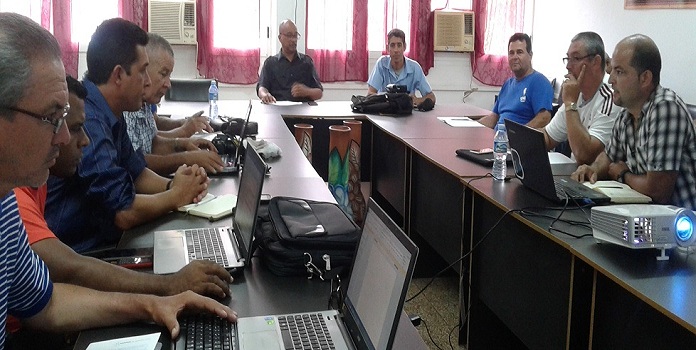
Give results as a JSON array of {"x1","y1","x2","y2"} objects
[
  {"x1": 166, "y1": 179, "x2": 173, "y2": 191},
  {"x1": 617, "y1": 169, "x2": 631, "y2": 184}
]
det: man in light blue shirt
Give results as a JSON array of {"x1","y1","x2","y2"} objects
[{"x1": 367, "y1": 28, "x2": 436, "y2": 107}]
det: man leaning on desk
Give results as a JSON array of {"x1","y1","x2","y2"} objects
[
  {"x1": 478, "y1": 33, "x2": 554, "y2": 129},
  {"x1": 46, "y1": 18, "x2": 210, "y2": 253},
  {"x1": 0, "y1": 13, "x2": 236, "y2": 349},
  {"x1": 572, "y1": 34, "x2": 696, "y2": 210},
  {"x1": 257, "y1": 19, "x2": 323, "y2": 103}
]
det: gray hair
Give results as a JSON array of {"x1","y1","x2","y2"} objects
[
  {"x1": 0, "y1": 13, "x2": 62, "y2": 113},
  {"x1": 147, "y1": 32, "x2": 174, "y2": 58},
  {"x1": 571, "y1": 31, "x2": 606, "y2": 67}
]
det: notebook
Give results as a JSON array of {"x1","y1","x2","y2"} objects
[
  {"x1": 172, "y1": 198, "x2": 419, "y2": 350},
  {"x1": 456, "y1": 148, "x2": 513, "y2": 166},
  {"x1": 504, "y1": 119, "x2": 611, "y2": 205},
  {"x1": 582, "y1": 180, "x2": 652, "y2": 204},
  {"x1": 217, "y1": 100, "x2": 253, "y2": 175},
  {"x1": 153, "y1": 145, "x2": 267, "y2": 274},
  {"x1": 176, "y1": 193, "x2": 238, "y2": 221}
]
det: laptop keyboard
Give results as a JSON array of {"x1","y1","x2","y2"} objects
[
  {"x1": 180, "y1": 314, "x2": 237, "y2": 350},
  {"x1": 553, "y1": 179, "x2": 585, "y2": 200},
  {"x1": 278, "y1": 313, "x2": 336, "y2": 350},
  {"x1": 185, "y1": 228, "x2": 230, "y2": 266}
]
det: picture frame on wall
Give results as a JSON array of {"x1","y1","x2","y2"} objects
[{"x1": 625, "y1": 0, "x2": 696, "y2": 9}]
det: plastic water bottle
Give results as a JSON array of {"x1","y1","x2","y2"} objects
[
  {"x1": 492, "y1": 122, "x2": 508, "y2": 181},
  {"x1": 208, "y1": 80, "x2": 219, "y2": 122}
]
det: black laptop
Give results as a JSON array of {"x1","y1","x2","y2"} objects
[{"x1": 505, "y1": 119, "x2": 610, "y2": 205}]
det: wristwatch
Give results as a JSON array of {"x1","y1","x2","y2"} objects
[
  {"x1": 617, "y1": 169, "x2": 631, "y2": 184},
  {"x1": 568, "y1": 102, "x2": 578, "y2": 111}
]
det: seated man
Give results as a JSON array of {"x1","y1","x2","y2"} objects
[
  {"x1": 124, "y1": 33, "x2": 224, "y2": 175},
  {"x1": 572, "y1": 34, "x2": 696, "y2": 209},
  {"x1": 0, "y1": 12, "x2": 235, "y2": 346},
  {"x1": 46, "y1": 18, "x2": 210, "y2": 252},
  {"x1": 479, "y1": 33, "x2": 554, "y2": 128},
  {"x1": 542, "y1": 32, "x2": 619, "y2": 165},
  {"x1": 367, "y1": 28, "x2": 436, "y2": 107},
  {"x1": 257, "y1": 19, "x2": 323, "y2": 103}
]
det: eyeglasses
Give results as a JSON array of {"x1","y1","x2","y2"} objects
[
  {"x1": 0, "y1": 103, "x2": 70, "y2": 134},
  {"x1": 562, "y1": 54, "x2": 596, "y2": 65},
  {"x1": 281, "y1": 32, "x2": 301, "y2": 39}
]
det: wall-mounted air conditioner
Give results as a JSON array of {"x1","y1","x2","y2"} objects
[
  {"x1": 433, "y1": 10, "x2": 474, "y2": 52},
  {"x1": 148, "y1": 0, "x2": 197, "y2": 45}
]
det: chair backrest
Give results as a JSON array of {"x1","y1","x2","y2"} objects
[{"x1": 164, "y1": 79, "x2": 213, "y2": 102}]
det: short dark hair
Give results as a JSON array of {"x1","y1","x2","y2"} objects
[
  {"x1": 86, "y1": 18, "x2": 148, "y2": 85},
  {"x1": 624, "y1": 34, "x2": 661, "y2": 87},
  {"x1": 508, "y1": 33, "x2": 532, "y2": 54},
  {"x1": 571, "y1": 32, "x2": 606, "y2": 68},
  {"x1": 66, "y1": 75, "x2": 88, "y2": 100},
  {"x1": 387, "y1": 28, "x2": 406, "y2": 46}
]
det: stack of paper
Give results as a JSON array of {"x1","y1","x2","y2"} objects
[
  {"x1": 583, "y1": 181, "x2": 652, "y2": 204},
  {"x1": 437, "y1": 117, "x2": 485, "y2": 127}
]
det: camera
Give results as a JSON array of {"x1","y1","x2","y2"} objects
[
  {"x1": 386, "y1": 84, "x2": 408, "y2": 93},
  {"x1": 211, "y1": 134, "x2": 238, "y2": 155}
]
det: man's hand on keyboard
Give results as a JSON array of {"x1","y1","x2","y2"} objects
[
  {"x1": 150, "y1": 290, "x2": 238, "y2": 339},
  {"x1": 166, "y1": 260, "x2": 233, "y2": 298}
]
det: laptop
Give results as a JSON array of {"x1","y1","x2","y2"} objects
[
  {"x1": 504, "y1": 119, "x2": 611, "y2": 205},
  {"x1": 173, "y1": 198, "x2": 419, "y2": 350},
  {"x1": 217, "y1": 100, "x2": 253, "y2": 175},
  {"x1": 153, "y1": 145, "x2": 267, "y2": 274}
]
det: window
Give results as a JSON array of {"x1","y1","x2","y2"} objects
[
  {"x1": 0, "y1": 0, "x2": 45, "y2": 25},
  {"x1": 71, "y1": 0, "x2": 118, "y2": 46},
  {"x1": 212, "y1": 0, "x2": 260, "y2": 50},
  {"x1": 367, "y1": 0, "x2": 411, "y2": 52},
  {"x1": 306, "y1": 0, "x2": 353, "y2": 51}
]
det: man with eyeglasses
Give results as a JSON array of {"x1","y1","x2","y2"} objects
[
  {"x1": 572, "y1": 34, "x2": 696, "y2": 210},
  {"x1": 0, "y1": 13, "x2": 236, "y2": 348},
  {"x1": 256, "y1": 19, "x2": 323, "y2": 103},
  {"x1": 540, "y1": 32, "x2": 619, "y2": 165},
  {"x1": 45, "y1": 18, "x2": 210, "y2": 253},
  {"x1": 478, "y1": 33, "x2": 554, "y2": 129}
]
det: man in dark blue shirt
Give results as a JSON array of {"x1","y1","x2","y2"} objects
[
  {"x1": 256, "y1": 20, "x2": 323, "y2": 103},
  {"x1": 46, "y1": 18, "x2": 210, "y2": 252}
]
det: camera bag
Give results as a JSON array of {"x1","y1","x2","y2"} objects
[
  {"x1": 350, "y1": 92, "x2": 412, "y2": 116},
  {"x1": 255, "y1": 197, "x2": 360, "y2": 277}
]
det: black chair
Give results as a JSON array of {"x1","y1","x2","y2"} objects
[{"x1": 164, "y1": 78, "x2": 214, "y2": 102}]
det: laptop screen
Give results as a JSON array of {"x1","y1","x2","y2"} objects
[
  {"x1": 342, "y1": 199, "x2": 418, "y2": 350},
  {"x1": 233, "y1": 145, "x2": 266, "y2": 261}
]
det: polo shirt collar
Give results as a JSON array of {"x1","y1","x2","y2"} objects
[
  {"x1": 82, "y1": 79, "x2": 119, "y2": 128},
  {"x1": 276, "y1": 50, "x2": 304, "y2": 62}
]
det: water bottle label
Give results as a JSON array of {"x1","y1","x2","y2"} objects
[{"x1": 493, "y1": 141, "x2": 507, "y2": 153}]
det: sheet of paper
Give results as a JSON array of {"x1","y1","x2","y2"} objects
[
  {"x1": 547, "y1": 151, "x2": 574, "y2": 164},
  {"x1": 437, "y1": 117, "x2": 485, "y2": 127},
  {"x1": 86, "y1": 332, "x2": 161, "y2": 350},
  {"x1": 270, "y1": 101, "x2": 303, "y2": 106}
]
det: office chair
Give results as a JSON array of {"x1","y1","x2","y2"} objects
[{"x1": 164, "y1": 78, "x2": 214, "y2": 102}]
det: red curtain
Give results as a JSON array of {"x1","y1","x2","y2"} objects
[
  {"x1": 471, "y1": 0, "x2": 525, "y2": 86},
  {"x1": 50, "y1": 0, "x2": 79, "y2": 78},
  {"x1": 196, "y1": 0, "x2": 260, "y2": 84},
  {"x1": 408, "y1": 0, "x2": 433, "y2": 75},
  {"x1": 119, "y1": 0, "x2": 148, "y2": 30},
  {"x1": 306, "y1": 0, "x2": 368, "y2": 83}
]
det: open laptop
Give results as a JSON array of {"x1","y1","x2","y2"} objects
[
  {"x1": 217, "y1": 100, "x2": 253, "y2": 175},
  {"x1": 173, "y1": 198, "x2": 419, "y2": 350},
  {"x1": 504, "y1": 119, "x2": 611, "y2": 205},
  {"x1": 153, "y1": 145, "x2": 267, "y2": 274}
]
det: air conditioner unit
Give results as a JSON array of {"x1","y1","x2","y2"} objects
[
  {"x1": 148, "y1": 0, "x2": 196, "y2": 45},
  {"x1": 433, "y1": 10, "x2": 474, "y2": 52},
  {"x1": 591, "y1": 204, "x2": 696, "y2": 260}
]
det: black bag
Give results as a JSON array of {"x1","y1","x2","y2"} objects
[
  {"x1": 256, "y1": 197, "x2": 361, "y2": 277},
  {"x1": 350, "y1": 93, "x2": 413, "y2": 116}
]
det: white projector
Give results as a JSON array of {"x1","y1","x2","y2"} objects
[{"x1": 591, "y1": 204, "x2": 696, "y2": 260}]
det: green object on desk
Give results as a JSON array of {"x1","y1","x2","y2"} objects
[{"x1": 328, "y1": 125, "x2": 353, "y2": 219}]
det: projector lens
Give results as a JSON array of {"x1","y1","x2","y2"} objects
[{"x1": 676, "y1": 216, "x2": 693, "y2": 242}]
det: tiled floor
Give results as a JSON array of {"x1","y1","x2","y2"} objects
[{"x1": 404, "y1": 277, "x2": 466, "y2": 350}]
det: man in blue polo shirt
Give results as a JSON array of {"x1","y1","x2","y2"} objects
[
  {"x1": 478, "y1": 33, "x2": 554, "y2": 129},
  {"x1": 367, "y1": 28, "x2": 436, "y2": 108}
]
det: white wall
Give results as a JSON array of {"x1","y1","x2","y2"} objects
[{"x1": 75, "y1": 1, "x2": 696, "y2": 109}]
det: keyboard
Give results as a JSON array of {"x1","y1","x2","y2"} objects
[
  {"x1": 185, "y1": 228, "x2": 230, "y2": 266},
  {"x1": 180, "y1": 314, "x2": 237, "y2": 350},
  {"x1": 277, "y1": 313, "x2": 336, "y2": 350},
  {"x1": 553, "y1": 179, "x2": 586, "y2": 200}
]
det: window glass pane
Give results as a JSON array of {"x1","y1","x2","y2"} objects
[
  {"x1": 307, "y1": 0, "x2": 353, "y2": 50},
  {"x1": 213, "y1": 0, "x2": 259, "y2": 50},
  {"x1": 431, "y1": 0, "x2": 472, "y2": 10},
  {"x1": 0, "y1": 0, "x2": 45, "y2": 24},
  {"x1": 71, "y1": 0, "x2": 118, "y2": 45},
  {"x1": 368, "y1": 0, "x2": 411, "y2": 52}
]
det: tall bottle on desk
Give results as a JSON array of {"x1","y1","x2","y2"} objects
[
  {"x1": 208, "y1": 80, "x2": 219, "y2": 122},
  {"x1": 492, "y1": 121, "x2": 508, "y2": 181}
]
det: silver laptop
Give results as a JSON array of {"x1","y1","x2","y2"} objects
[
  {"x1": 505, "y1": 119, "x2": 610, "y2": 205},
  {"x1": 153, "y1": 145, "x2": 267, "y2": 274},
  {"x1": 173, "y1": 198, "x2": 419, "y2": 350}
]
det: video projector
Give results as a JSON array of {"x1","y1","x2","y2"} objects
[{"x1": 591, "y1": 204, "x2": 696, "y2": 260}]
